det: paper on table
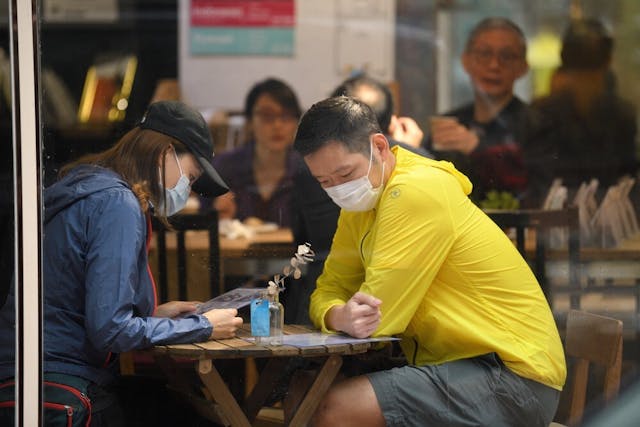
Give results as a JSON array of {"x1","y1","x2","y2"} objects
[
  {"x1": 245, "y1": 332, "x2": 399, "y2": 347},
  {"x1": 218, "y1": 218, "x2": 254, "y2": 240},
  {"x1": 250, "y1": 222, "x2": 279, "y2": 234},
  {"x1": 195, "y1": 288, "x2": 264, "y2": 313}
]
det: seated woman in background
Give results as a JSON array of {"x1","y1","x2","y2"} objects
[{"x1": 204, "y1": 77, "x2": 303, "y2": 228}]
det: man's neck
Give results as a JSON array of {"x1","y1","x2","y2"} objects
[{"x1": 473, "y1": 92, "x2": 514, "y2": 123}]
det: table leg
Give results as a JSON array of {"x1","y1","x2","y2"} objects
[
  {"x1": 286, "y1": 355, "x2": 343, "y2": 427},
  {"x1": 243, "y1": 358, "x2": 289, "y2": 423},
  {"x1": 283, "y1": 369, "x2": 316, "y2": 423},
  {"x1": 198, "y1": 359, "x2": 252, "y2": 427}
]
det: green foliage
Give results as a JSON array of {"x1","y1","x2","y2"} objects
[{"x1": 479, "y1": 190, "x2": 520, "y2": 210}]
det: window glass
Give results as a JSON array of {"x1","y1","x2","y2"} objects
[{"x1": 35, "y1": 0, "x2": 640, "y2": 424}]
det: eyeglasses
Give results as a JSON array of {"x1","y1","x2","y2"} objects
[
  {"x1": 469, "y1": 48, "x2": 524, "y2": 67},
  {"x1": 253, "y1": 110, "x2": 298, "y2": 124}
]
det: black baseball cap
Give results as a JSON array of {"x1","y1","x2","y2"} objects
[{"x1": 139, "y1": 100, "x2": 229, "y2": 197}]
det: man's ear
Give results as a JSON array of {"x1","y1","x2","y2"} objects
[{"x1": 371, "y1": 133, "x2": 389, "y2": 158}]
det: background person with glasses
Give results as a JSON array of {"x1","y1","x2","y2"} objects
[
  {"x1": 425, "y1": 17, "x2": 530, "y2": 206},
  {"x1": 202, "y1": 77, "x2": 303, "y2": 227}
]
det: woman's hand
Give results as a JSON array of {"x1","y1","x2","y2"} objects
[
  {"x1": 214, "y1": 192, "x2": 237, "y2": 219},
  {"x1": 389, "y1": 115, "x2": 424, "y2": 148},
  {"x1": 202, "y1": 308, "x2": 244, "y2": 339},
  {"x1": 154, "y1": 301, "x2": 201, "y2": 318}
]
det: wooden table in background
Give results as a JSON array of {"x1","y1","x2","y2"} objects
[
  {"x1": 148, "y1": 228, "x2": 295, "y2": 301},
  {"x1": 219, "y1": 228, "x2": 295, "y2": 259},
  {"x1": 149, "y1": 324, "x2": 378, "y2": 427},
  {"x1": 149, "y1": 228, "x2": 294, "y2": 258},
  {"x1": 545, "y1": 235, "x2": 640, "y2": 320},
  {"x1": 485, "y1": 208, "x2": 640, "y2": 312}
]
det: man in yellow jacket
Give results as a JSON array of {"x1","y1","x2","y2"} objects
[{"x1": 294, "y1": 96, "x2": 565, "y2": 427}]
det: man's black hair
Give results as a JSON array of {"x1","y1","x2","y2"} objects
[{"x1": 294, "y1": 96, "x2": 382, "y2": 157}]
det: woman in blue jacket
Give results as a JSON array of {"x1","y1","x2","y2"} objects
[{"x1": 1, "y1": 101, "x2": 243, "y2": 425}]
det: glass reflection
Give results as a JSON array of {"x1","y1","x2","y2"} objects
[{"x1": 12, "y1": 0, "x2": 638, "y2": 425}]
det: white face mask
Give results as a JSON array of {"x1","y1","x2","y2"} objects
[
  {"x1": 159, "y1": 149, "x2": 191, "y2": 216},
  {"x1": 325, "y1": 143, "x2": 385, "y2": 212}
]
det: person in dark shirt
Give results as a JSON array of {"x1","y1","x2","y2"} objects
[
  {"x1": 523, "y1": 18, "x2": 638, "y2": 207},
  {"x1": 203, "y1": 78, "x2": 303, "y2": 227},
  {"x1": 426, "y1": 17, "x2": 530, "y2": 204}
]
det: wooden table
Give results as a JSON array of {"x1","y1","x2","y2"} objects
[
  {"x1": 220, "y1": 228, "x2": 295, "y2": 259},
  {"x1": 485, "y1": 209, "x2": 640, "y2": 312},
  {"x1": 531, "y1": 234, "x2": 640, "y2": 286},
  {"x1": 150, "y1": 227, "x2": 294, "y2": 258},
  {"x1": 545, "y1": 235, "x2": 640, "y2": 318},
  {"x1": 148, "y1": 324, "x2": 379, "y2": 427}
]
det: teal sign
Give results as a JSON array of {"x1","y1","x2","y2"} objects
[{"x1": 191, "y1": 27, "x2": 294, "y2": 56}]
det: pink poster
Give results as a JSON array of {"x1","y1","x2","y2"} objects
[{"x1": 191, "y1": 0, "x2": 295, "y2": 28}]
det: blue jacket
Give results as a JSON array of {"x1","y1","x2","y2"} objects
[{"x1": 1, "y1": 165, "x2": 212, "y2": 385}]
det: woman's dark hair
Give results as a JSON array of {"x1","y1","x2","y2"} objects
[
  {"x1": 294, "y1": 96, "x2": 382, "y2": 157},
  {"x1": 331, "y1": 74, "x2": 394, "y2": 132},
  {"x1": 60, "y1": 127, "x2": 188, "y2": 224},
  {"x1": 561, "y1": 18, "x2": 613, "y2": 70},
  {"x1": 244, "y1": 77, "x2": 302, "y2": 119}
]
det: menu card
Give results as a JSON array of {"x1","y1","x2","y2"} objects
[{"x1": 195, "y1": 287, "x2": 264, "y2": 313}]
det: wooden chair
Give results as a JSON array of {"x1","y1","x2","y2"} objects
[
  {"x1": 552, "y1": 309, "x2": 623, "y2": 426},
  {"x1": 152, "y1": 211, "x2": 221, "y2": 302}
]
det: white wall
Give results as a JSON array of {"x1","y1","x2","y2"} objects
[{"x1": 179, "y1": 0, "x2": 396, "y2": 112}]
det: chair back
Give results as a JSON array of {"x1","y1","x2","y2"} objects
[
  {"x1": 152, "y1": 211, "x2": 220, "y2": 302},
  {"x1": 485, "y1": 207, "x2": 580, "y2": 307},
  {"x1": 560, "y1": 309, "x2": 623, "y2": 426}
]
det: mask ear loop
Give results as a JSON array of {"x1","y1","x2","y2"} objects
[
  {"x1": 157, "y1": 147, "x2": 173, "y2": 216},
  {"x1": 365, "y1": 140, "x2": 374, "y2": 177},
  {"x1": 377, "y1": 162, "x2": 385, "y2": 188},
  {"x1": 367, "y1": 139, "x2": 385, "y2": 188}
]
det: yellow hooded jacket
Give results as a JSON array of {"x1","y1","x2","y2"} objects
[{"x1": 310, "y1": 146, "x2": 566, "y2": 390}]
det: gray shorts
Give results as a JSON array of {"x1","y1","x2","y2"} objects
[{"x1": 366, "y1": 353, "x2": 560, "y2": 427}]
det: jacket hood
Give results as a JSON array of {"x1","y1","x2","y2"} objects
[
  {"x1": 44, "y1": 165, "x2": 130, "y2": 224},
  {"x1": 427, "y1": 158, "x2": 473, "y2": 196},
  {"x1": 392, "y1": 145, "x2": 473, "y2": 196}
]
